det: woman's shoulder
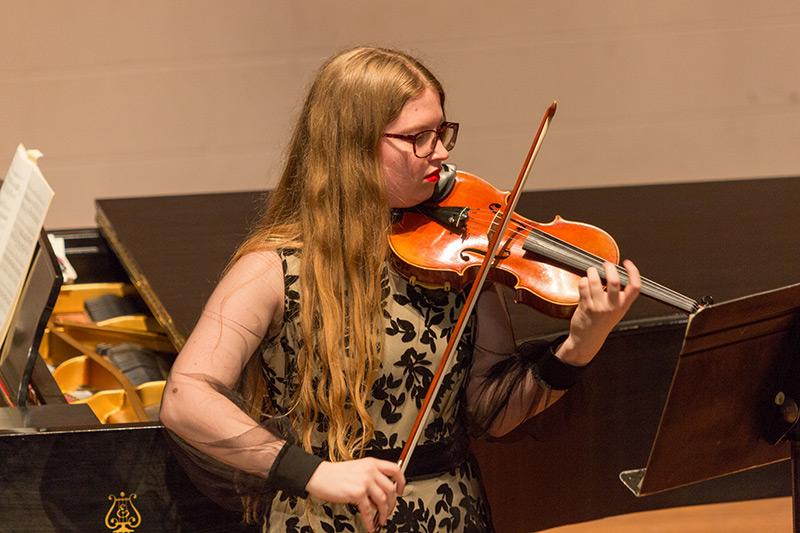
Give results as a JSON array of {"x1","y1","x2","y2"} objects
[
  {"x1": 211, "y1": 250, "x2": 286, "y2": 313},
  {"x1": 230, "y1": 249, "x2": 284, "y2": 277}
]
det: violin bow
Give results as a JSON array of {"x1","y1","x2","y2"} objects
[{"x1": 395, "y1": 101, "x2": 558, "y2": 475}]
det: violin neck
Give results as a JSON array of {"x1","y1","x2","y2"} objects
[{"x1": 522, "y1": 229, "x2": 700, "y2": 314}]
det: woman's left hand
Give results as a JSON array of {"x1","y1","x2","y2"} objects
[{"x1": 557, "y1": 259, "x2": 641, "y2": 366}]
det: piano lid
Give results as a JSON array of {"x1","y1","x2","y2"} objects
[
  {"x1": 96, "y1": 191, "x2": 267, "y2": 349},
  {"x1": 96, "y1": 176, "x2": 800, "y2": 346}
]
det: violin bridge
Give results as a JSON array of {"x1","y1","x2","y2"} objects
[{"x1": 484, "y1": 205, "x2": 506, "y2": 244}]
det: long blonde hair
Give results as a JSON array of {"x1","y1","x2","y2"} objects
[{"x1": 237, "y1": 47, "x2": 445, "y2": 462}]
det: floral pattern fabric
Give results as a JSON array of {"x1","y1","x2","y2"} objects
[{"x1": 261, "y1": 249, "x2": 493, "y2": 532}]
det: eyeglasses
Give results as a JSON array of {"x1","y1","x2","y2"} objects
[{"x1": 383, "y1": 121, "x2": 459, "y2": 158}]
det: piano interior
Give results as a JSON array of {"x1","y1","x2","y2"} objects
[{"x1": 1, "y1": 231, "x2": 172, "y2": 423}]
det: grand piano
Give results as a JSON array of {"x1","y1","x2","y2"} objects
[{"x1": 2, "y1": 175, "x2": 798, "y2": 532}]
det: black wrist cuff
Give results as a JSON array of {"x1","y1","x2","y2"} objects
[
  {"x1": 529, "y1": 336, "x2": 586, "y2": 390},
  {"x1": 268, "y1": 443, "x2": 324, "y2": 498}
]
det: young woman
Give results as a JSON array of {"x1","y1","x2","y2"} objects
[{"x1": 160, "y1": 46, "x2": 640, "y2": 532}]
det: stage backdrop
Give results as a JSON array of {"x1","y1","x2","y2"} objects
[{"x1": 1, "y1": 1, "x2": 799, "y2": 228}]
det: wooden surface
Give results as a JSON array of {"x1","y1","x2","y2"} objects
[
  {"x1": 637, "y1": 284, "x2": 800, "y2": 495},
  {"x1": 541, "y1": 496, "x2": 792, "y2": 533},
  {"x1": 470, "y1": 323, "x2": 791, "y2": 532}
]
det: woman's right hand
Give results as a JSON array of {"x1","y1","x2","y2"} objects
[{"x1": 305, "y1": 458, "x2": 406, "y2": 532}]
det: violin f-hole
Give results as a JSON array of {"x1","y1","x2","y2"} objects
[{"x1": 460, "y1": 246, "x2": 512, "y2": 262}]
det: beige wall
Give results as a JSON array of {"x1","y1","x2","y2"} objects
[{"x1": 2, "y1": 1, "x2": 799, "y2": 228}]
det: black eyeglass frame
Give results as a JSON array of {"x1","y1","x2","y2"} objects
[{"x1": 383, "y1": 121, "x2": 459, "y2": 158}]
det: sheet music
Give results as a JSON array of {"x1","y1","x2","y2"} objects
[{"x1": 0, "y1": 144, "x2": 54, "y2": 350}]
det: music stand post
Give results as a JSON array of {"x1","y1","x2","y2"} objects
[{"x1": 619, "y1": 282, "x2": 800, "y2": 531}]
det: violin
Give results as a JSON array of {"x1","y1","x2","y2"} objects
[
  {"x1": 389, "y1": 169, "x2": 701, "y2": 316},
  {"x1": 388, "y1": 102, "x2": 703, "y2": 493}
]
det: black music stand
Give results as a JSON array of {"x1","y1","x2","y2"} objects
[
  {"x1": 0, "y1": 231, "x2": 62, "y2": 407},
  {"x1": 619, "y1": 282, "x2": 800, "y2": 530}
]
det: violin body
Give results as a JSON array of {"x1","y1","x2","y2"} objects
[{"x1": 389, "y1": 171, "x2": 620, "y2": 318}]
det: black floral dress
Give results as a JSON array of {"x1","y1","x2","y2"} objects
[{"x1": 260, "y1": 249, "x2": 493, "y2": 532}]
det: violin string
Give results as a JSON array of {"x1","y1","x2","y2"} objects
[
  {"x1": 527, "y1": 228, "x2": 695, "y2": 310},
  {"x1": 485, "y1": 211, "x2": 698, "y2": 311},
  {"x1": 523, "y1": 225, "x2": 695, "y2": 306},
  {"x1": 528, "y1": 228, "x2": 697, "y2": 311},
  {"x1": 464, "y1": 209, "x2": 699, "y2": 311}
]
